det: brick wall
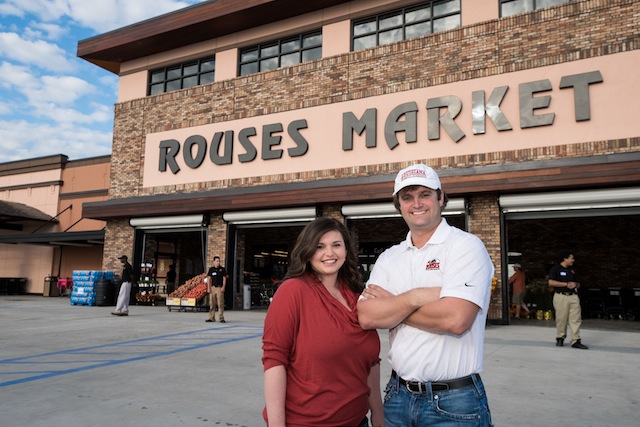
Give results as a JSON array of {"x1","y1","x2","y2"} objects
[
  {"x1": 108, "y1": 0, "x2": 640, "y2": 199},
  {"x1": 467, "y1": 195, "x2": 503, "y2": 319}
]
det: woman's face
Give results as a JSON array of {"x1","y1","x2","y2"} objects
[{"x1": 310, "y1": 230, "x2": 347, "y2": 280}]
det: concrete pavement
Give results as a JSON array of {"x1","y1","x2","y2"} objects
[{"x1": 0, "y1": 295, "x2": 638, "y2": 426}]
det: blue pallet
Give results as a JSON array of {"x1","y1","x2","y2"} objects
[{"x1": 70, "y1": 295, "x2": 96, "y2": 306}]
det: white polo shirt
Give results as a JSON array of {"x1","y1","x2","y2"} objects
[{"x1": 366, "y1": 218, "x2": 494, "y2": 382}]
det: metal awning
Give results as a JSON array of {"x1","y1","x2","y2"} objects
[
  {"x1": 500, "y1": 187, "x2": 640, "y2": 219},
  {"x1": 0, "y1": 230, "x2": 105, "y2": 247}
]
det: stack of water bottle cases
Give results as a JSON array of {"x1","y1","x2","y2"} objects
[{"x1": 70, "y1": 270, "x2": 114, "y2": 306}]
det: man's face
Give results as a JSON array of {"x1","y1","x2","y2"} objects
[
  {"x1": 397, "y1": 186, "x2": 442, "y2": 233},
  {"x1": 565, "y1": 254, "x2": 575, "y2": 266},
  {"x1": 213, "y1": 259, "x2": 220, "y2": 267}
]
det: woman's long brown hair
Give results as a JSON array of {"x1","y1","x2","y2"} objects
[{"x1": 283, "y1": 217, "x2": 363, "y2": 293}]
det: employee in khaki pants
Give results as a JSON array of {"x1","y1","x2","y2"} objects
[
  {"x1": 205, "y1": 256, "x2": 227, "y2": 323},
  {"x1": 548, "y1": 250, "x2": 588, "y2": 349}
]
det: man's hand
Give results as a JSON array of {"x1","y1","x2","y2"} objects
[{"x1": 361, "y1": 284, "x2": 394, "y2": 300}]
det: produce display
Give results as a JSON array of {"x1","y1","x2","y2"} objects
[
  {"x1": 136, "y1": 293, "x2": 164, "y2": 304},
  {"x1": 183, "y1": 282, "x2": 207, "y2": 300},
  {"x1": 168, "y1": 273, "x2": 207, "y2": 299}
]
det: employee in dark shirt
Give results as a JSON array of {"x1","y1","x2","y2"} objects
[
  {"x1": 205, "y1": 256, "x2": 227, "y2": 323},
  {"x1": 113, "y1": 255, "x2": 134, "y2": 317},
  {"x1": 548, "y1": 250, "x2": 588, "y2": 349}
]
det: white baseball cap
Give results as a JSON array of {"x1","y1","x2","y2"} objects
[{"x1": 393, "y1": 164, "x2": 441, "y2": 195}]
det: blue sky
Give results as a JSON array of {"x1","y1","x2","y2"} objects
[{"x1": 0, "y1": 0, "x2": 205, "y2": 163}]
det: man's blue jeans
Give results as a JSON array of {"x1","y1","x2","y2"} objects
[{"x1": 383, "y1": 373, "x2": 493, "y2": 426}]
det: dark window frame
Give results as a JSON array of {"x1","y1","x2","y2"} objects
[
  {"x1": 351, "y1": 0, "x2": 461, "y2": 51},
  {"x1": 499, "y1": 0, "x2": 574, "y2": 17},
  {"x1": 238, "y1": 30, "x2": 323, "y2": 77},
  {"x1": 148, "y1": 56, "x2": 216, "y2": 96}
]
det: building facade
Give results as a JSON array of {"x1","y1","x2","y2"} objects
[
  {"x1": 0, "y1": 155, "x2": 109, "y2": 294},
  {"x1": 78, "y1": 0, "x2": 640, "y2": 322}
]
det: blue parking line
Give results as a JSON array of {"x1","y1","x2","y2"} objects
[{"x1": 0, "y1": 325, "x2": 263, "y2": 387}]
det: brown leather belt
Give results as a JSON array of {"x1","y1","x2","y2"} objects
[{"x1": 393, "y1": 370, "x2": 478, "y2": 393}]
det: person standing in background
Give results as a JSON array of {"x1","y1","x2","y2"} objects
[
  {"x1": 112, "y1": 255, "x2": 133, "y2": 317},
  {"x1": 509, "y1": 263, "x2": 530, "y2": 319},
  {"x1": 548, "y1": 250, "x2": 588, "y2": 349},
  {"x1": 205, "y1": 256, "x2": 227, "y2": 323},
  {"x1": 166, "y1": 264, "x2": 177, "y2": 295}
]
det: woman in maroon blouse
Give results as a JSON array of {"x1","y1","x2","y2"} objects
[{"x1": 262, "y1": 217, "x2": 383, "y2": 427}]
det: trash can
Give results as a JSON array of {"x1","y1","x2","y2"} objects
[
  {"x1": 95, "y1": 279, "x2": 115, "y2": 306},
  {"x1": 43, "y1": 276, "x2": 59, "y2": 297},
  {"x1": 243, "y1": 284, "x2": 251, "y2": 310}
]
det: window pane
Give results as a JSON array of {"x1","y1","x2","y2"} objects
[
  {"x1": 260, "y1": 57, "x2": 278, "y2": 71},
  {"x1": 150, "y1": 83, "x2": 164, "y2": 95},
  {"x1": 199, "y1": 71, "x2": 214, "y2": 85},
  {"x1": 353, "y1": 35, "x2": 376, "y2": 51},
  {"x1": 303, "y1": 33, "x2": 322, "y2": 48},
  {"x1": 502, "y1": 0, "x2": 533, "y2": 16},
  {"x1": 302, "y1": 47, "x2": 322, "y2": 62},
  {"x1": 150, "y1": 70, "x2": 165, "y2": 84},
  {"x1": 379, "y1": 13, "x2": 402, "y2": 30},
  {"x1": 167, "y1": 67, "x2": 181, "y2": 80},
  {"x1": 183, "y1": 63, "x2": 198, "y2": 76},
  {"x1": 406, "y1": 6, "x2": 431, "y2": 23},
  {"x1": 434, "y1": 0, "x2": 461, "y2": 16},
  {"x1": 183, "y1": 75, "x2": 197, "y2": 88},
  {"x1": 379, "y1": 28, "x2": 403, "y2": 46},
  {"x1": 281, "y1": 38, "x2": 301, "y2": 53},
  {"x1": 240, "y1": 63, "x2": 258, "y2": 76},
  {"x1": 406, "y1": 22, "x2": 431, "y2": 39},
  {"x1": 354, "y1": 20, "x2": 376, "y2": 36},
  {"x1": 200, "y1": 59, "x2": 215, "y2": 72},
  {"x1": 166, "y1": 80, "x2": 181, "y2": 92},
  {"x1": 241, "y1": 49, "x2": 259, "y2": 62},
  {"x1": 538, "y1": 0, "x2": 571, "y2": 8},
  {"x1": 433, "y1": 14, "x2": 460, "y2": 32},
  {"x1": 261, "y1": 44, "x2": 278, "y2": 57},
  {"x1": 280, "y1": 52, "x2": 299, "y2": 67}
]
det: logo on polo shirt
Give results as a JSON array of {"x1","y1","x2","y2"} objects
[{"x1": 426, "y1": 259, "x2": 440, "y2": 270}]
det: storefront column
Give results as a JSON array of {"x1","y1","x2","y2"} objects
[{"x1": 467, "y1": 195, "x2": 504, "y2": 322}]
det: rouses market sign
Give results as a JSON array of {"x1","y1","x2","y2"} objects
[{"x1": 142, "y1": 52, "x2": 639, "y2": 186}]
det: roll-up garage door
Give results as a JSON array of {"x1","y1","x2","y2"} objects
[
  {"x1": 222, "y1": 207, "x2": 317, "y2": 225},
  {"x1": 500, "y1": 187, "x2": 640, "y2": 220},
  {"x1": 129, "y1": 214, "x2": 209, "y2": 229}
]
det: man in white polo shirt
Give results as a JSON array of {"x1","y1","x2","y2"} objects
[{"x1": 358, "y1": 164, "x2": 494, "y2": 426}]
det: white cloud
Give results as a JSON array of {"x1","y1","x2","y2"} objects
[
  {"x1": 0, "y1": 62, "x2": 37, "y2": 90},
  {"x1": 0, "y1": 32, "x2": 75, "y2": 72},
  {"x1": 0, "y1": 118, "x2": 113, "y2": 163},
  {"x1": 38, "y1": 75, "x2": 95, "y2": 104},
  {"x1": 0, "y1": 101, "x2": 11, "y2": 115},
  {"x1": 68, "y1": 0, "x2": 201, "y2": 33},
  {"x1": 25, "y1": 21, "x2": 68, "y2": 40},
  {"x1": 0, "y1": 62, "x2": 95, "y2": 106},
  {"x1": 0, "y1": 0, "x2": 69, "y2": 22}
]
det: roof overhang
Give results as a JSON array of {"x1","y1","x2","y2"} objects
[
  {"x1": 77, "y1": 0, "x2": 352, "y2": 74},
  {"x1": 0, "y1": 230, "x2": 105, "y2": 247},
  {"x1": 81, "y1": 152, "x2": 640, "y2": 221}
]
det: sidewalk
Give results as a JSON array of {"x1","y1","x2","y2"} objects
[{"x1": 0, "y1": 295, "x2": 638, "y2": 426}]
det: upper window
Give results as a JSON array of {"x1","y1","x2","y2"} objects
[
  {"x1": 352, "y1": 0, "x2": 461, "y2": 51},
  {"x1": 500, "y1": 0, "x2": 573, "y2": 17},
  {"x1": 148, "y1": 57, "x2": 215, "y2": 96},
  {"x1": 239, "y1": 31, "x2": 322, "y2": 77}
]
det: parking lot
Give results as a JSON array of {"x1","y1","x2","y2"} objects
[{"x1": 1, "y1": 295, "x2": 639, "y2": 426}]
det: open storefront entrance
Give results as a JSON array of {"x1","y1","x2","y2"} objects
[
  {"x1": 500, "y1": 188, "x2": 640, "y2": 324},
  {"x1": 130, "y1": 215, "x2": 208, "y2": 306}
]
